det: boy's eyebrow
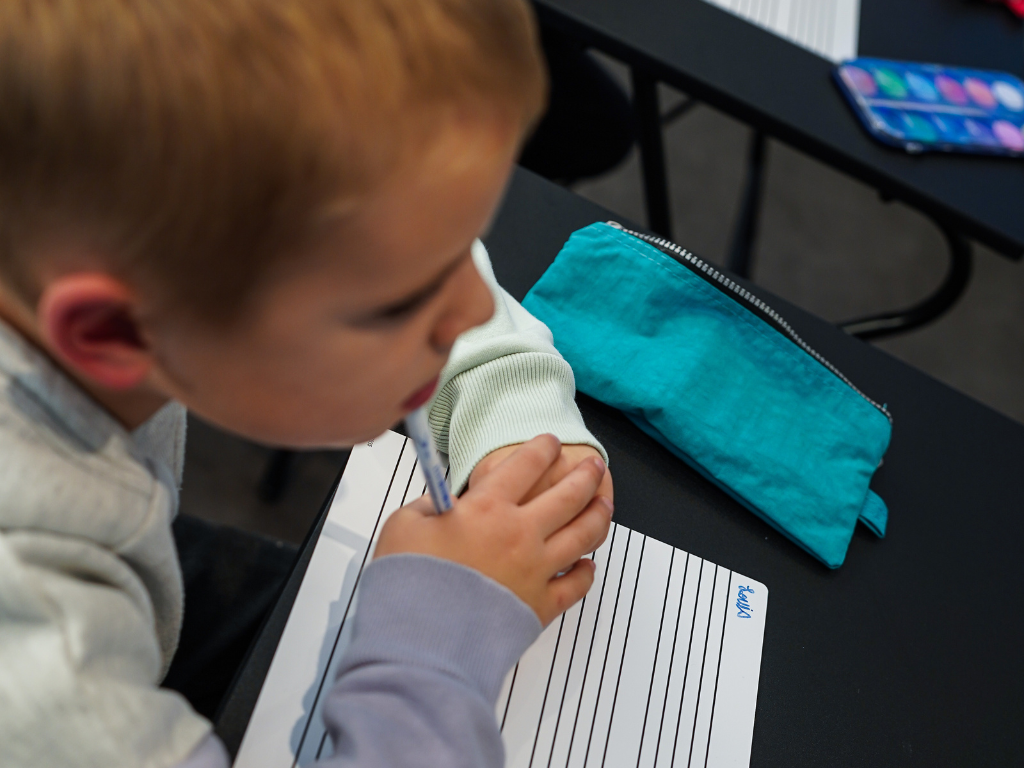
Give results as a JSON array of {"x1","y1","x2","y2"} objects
[{"x1": 362, "y1": 249, "x2": 472, "y2": 320}]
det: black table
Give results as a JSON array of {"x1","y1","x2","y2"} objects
[
  {"x1": 535, "y1": 0, "x2": 1024, "y2": 337},
  {"x1": 218, "y1": 169, "x2": 1024, "y2": 767}
]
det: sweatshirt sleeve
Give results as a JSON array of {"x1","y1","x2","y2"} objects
[
  {"x1": 173, "y1": 555, "x2": 542, "y2": 768},
  {"x1": 429, "y1": 240, "x2": 607, "y2": 493},
  {"x1": 0, "y1": 529, "x2": 213, "y2": 768},
  {"x1": 319, "y1": 555, "x2": 541, "y2": 767}
]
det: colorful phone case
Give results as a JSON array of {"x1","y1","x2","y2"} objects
[{"x1": 834, "y1": 57, "x2": 1024, "y2": 157}]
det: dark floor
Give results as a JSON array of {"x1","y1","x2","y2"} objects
[
  {"x1": 181, "y1": 72, "x2": 1024, "y2": 546},
  {"x1": 179, "y1": 416, "x2": 345, "y2": 545}
]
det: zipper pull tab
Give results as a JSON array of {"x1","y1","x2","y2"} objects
[{"x1": 605, "y1": 220, "x2": 624, "y2": 230}]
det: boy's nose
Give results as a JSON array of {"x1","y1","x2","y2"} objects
[{"x1": 430, "y1": 258, "x2": 494, "y2": 353}]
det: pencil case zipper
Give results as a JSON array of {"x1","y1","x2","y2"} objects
[{"x1": 606, "y1": 221, "x2": 892, "y2": 425}]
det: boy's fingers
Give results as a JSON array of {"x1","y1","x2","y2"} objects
[
  {"x1": 529, "y1": 456, "x2": 607, "y2": 537},
  {"x1": 544, "y1": 559, "x2": 596, "y2": 623},
  {"x1": 544, "y1": 496, "x2": 613, "y2": 573},
  {"x1": 470, "y1": 434, "x2": 562, "y2": 502}
]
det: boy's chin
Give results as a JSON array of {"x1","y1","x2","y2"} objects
[
  {"x1": 240, "y1": 423, "x2": 391, "y2": 451},
  {"x1": 230, "y1": 408, "x2": 407, "y2": 450},
  {"x1": 310, "y1": 419, "x2": 405, "y2": 449}
]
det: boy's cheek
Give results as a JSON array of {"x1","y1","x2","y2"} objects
[
  {"x1": 155, "y1": 311, "x2": 441, "y2": 446},
  {"x1": 174, "y1": 364, "x2": 407, "y2": 447}
]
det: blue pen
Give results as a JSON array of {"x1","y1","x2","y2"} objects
[{"x1": 405, "y1": 406, "x2": 453, "y2": 513}]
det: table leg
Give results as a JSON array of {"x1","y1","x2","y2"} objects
[
  {"x1": 661, "y1": 96, "x2": 697, "y2": 125},
  {"x1": 726, "y1": 131, "x2": 768, "y2": 279},
  {"x1": 838, "y1": 222, "x2": 973, "y2": 340},
  {"x1": 630, "y1": 67, "x2": 673, "y2": 239}
]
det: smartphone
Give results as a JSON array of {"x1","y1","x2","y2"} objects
[{"x1": 834, "y1": 57, "x2": 1024, "y2": 157}]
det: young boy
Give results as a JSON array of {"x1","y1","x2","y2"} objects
[{"x1": 0, "y1": 1, "x2": 614, "y2": 766}]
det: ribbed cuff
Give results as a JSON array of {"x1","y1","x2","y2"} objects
[
  {"x1": 339, "y1": 554, "x2": 542, "y2": 705},
  {"x1": 429, "y1": 352, "x2": 608, "y2": 493}
]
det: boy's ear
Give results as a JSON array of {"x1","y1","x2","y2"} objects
[{"x1": 37, "y1": 273, "x2": 153, "y2": 391}]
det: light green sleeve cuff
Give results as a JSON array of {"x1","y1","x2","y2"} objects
[
  {"x1": 426, "y1": 240, "x2": 607, "y2": 493},
  {"x1": 428, "y1": 352, "x2": 607, "y2": 494}
]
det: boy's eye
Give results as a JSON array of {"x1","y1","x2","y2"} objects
[
  {"x1": 375, "y1": 294, "x2": 430, "y2": 322},
  {"x1": 353, "y1": 249, "x2": 472, "y2": 327},
  {"x1": 351, "y1": 279, "x2": 439, "y2": 328}
]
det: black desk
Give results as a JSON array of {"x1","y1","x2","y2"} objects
[
  {"x1": 537, "y1": 0, "x2": 1024, "y2": 257},
  {"x1": 218, "y1": 169, "x2": 1024, "y2": 767}
]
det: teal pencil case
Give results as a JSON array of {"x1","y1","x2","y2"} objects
[{"x1": 522, "y1": 221, "x2": 893, "y2": 568}]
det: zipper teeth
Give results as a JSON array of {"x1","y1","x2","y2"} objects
[{"x1": 608, "y1": 222, "x2": 893, "y2": 424}]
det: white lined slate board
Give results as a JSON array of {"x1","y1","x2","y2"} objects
[
  {"x1": 235, "y1": 431, "x2": 768, "y2": 768},
  {"x1": 700, "y1": 0, "x2": 860, "y2": 63}
]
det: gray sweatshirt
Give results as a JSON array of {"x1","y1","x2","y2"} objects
[{"x1": 0, "y1": 242, "x2": 604, "y2": 767}]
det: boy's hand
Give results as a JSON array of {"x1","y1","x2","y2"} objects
[
  {"x1": 470, "y1": 443, "x2": 614, "y2": 507},
  {"x1": 374, "y1": 435, "x2": 613, "y2": 625}
]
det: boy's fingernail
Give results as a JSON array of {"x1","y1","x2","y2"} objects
[
  {"x1": 600, "y1": 496, "x2": 614, "y2": 516},
  {"x1": 591, "y1": 457, "x2": 606, "y2": 474}
]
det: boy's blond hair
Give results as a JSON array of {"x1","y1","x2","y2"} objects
[{"x1": 0, "y1": 0, "x2": 546, "y2": 322}]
